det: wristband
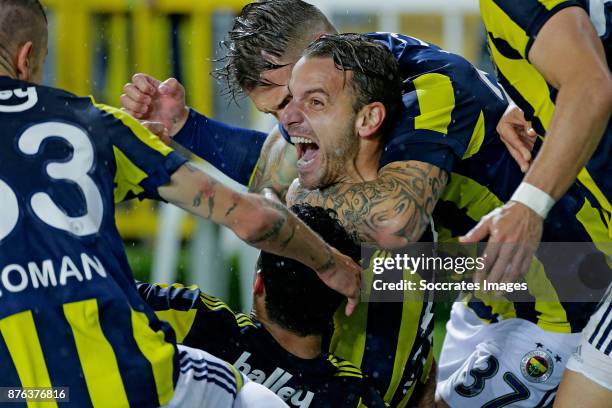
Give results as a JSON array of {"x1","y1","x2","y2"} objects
[{"x1": 510, "y1": 182, "x2": 556, "y2": 218}]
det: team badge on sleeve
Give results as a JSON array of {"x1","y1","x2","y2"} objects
[{"x1": 520, "y1": 350, "x2": 554, "y2": 383}]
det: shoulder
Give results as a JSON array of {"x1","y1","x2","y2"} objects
[{"x1": 326, "y1": 354, "x2": 364, "y2": 379}]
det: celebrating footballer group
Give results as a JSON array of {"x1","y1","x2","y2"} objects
[{"x1": 0, "y1": 0, "x2": 610, "y2": 407}]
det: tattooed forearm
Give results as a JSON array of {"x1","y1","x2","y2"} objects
[
  {"x1": 225, "y1": 202, "x2": 238, "y2": 217},
  {"x1": 247, "y1": 213, "x2": 287, "y2": 244},
  {"x1": 279, "y1": 224, "x2": 296, "y2": 250},
  {"x1": 290, "y1": 161, "x2": 448, "y2": 246},
  {"x1": 193, "y1": 191, "x2": 203, "y2": 207},
  {"x1": 314, "y1": 252, "x2": 336, "y2": 273}
]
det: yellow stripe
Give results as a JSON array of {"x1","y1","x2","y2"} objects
[
  {"x1": 576, "y1": 198, "x2": 612, "y2": 251},
  {"x1": 63, "y1": 300, "x2": 129, "y2": 407},
  {"x1": 91, "y1": 99, "x2": 174, "y2": 156},
  {"x1": 413, "y1": 73, "x2": 455, "y2": 135},
  {"x1": 539, "y1": 0, "x2": 571, "y2": 10},
  {"x1": 480, "y1": 0, "x2": 531, "y2": 58},
  {"x1": 154, "y1": 309, "x2": 197, "y2": 344},
  {"x1": 229, "y1": 365, "x2": 244, "y2": 392},
  {"x1": 577, "y1": 168, "x2": 612, "y2": 215},
  {"x1": 330, "y1": 252, "x2": 382, "y2": 367},
  {"x1": 0, "y1": 311, "x2": 58, "y2": 408},
  {"x1": 131, "y1": 310, "x2": 176, "y2": 406},
  {"x1": 463, "y1": 111, "x2": 485, "y2": 159},
  {"x1": 482, "y1": 1, "x2": 555, "y2": 127},
  {"x1": 112, "y1": 147, "x2": 146, "y2": 203},
  {"x1": 384, "y1": 270, "x2": 424, "y2": 402},
  {"x1": 440, "y1": 173, "x2": 504, "y2": 222},
  {"x1": 247, "y1": 158, "x2": 262, "y2": 189}
]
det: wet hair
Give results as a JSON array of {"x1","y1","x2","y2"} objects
[
  {"x1": 303, "y1": 33, "x2": 403, "y2": 133},
  {"x1": 214, "y1": 0, "x2": 336, "y2": 100},
  {"x1": 0, "y1": 0, "x2": 47, "y2": 59},
  {"x1": 259, "y1": 204, "x2": 360, "y2": 337}
]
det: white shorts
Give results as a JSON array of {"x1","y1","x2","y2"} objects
[
  {"x1": 437, "y1": 302, "x2": 580, "y2": 408},
  {"x1": 565, "y1": 288, "x2": 612, "y2": 391},
  {"x1": 164, "y1": 345, "x2": 287, "y2": 408}
]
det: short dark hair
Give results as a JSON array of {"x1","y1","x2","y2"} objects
[
  {"x1": 214, "y1": 0, "x2": 335, "y2": 100},
  {"x1": 259, "y1": 204, "x2": 360, "y2": 337},
  {"x1": 303, "y1": 33, "x2": 403, "y2": 133},
  {"x1": 0, "y1": 0, "x2": 47, "y2": 57}
]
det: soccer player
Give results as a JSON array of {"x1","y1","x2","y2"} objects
[
  {"x1": 468, "y1": 0, "x2": 612, "y2": 287},
  {"x1": 119, "y1": 2, "x2": 607, "y2": 406},
  {"x1": 0, "y1": 1, "x2": 362, "y2": 406},
  {"x1": 138, "y1": 204, "x2": 386, "y2": 407}
]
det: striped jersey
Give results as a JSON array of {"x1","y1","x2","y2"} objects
[
  {"x1": 368, "y1": 32, "x2": 610, "y2": 334},
  {"x1": 0, "y1": 76, "x2": 187, "y2": 407},
  {"x1": 136, "y1": 282, "x2": 385, "y2": 408},
  {"x1": 480, "y1": 0, "x2": 612, "y2": 219},
  {"x1": 587, "y1": 284, "x2": 612, "y2": 356}
]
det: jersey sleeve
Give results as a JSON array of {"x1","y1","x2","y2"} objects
[
  {"x1": 136, "y1": 282, "x2": 245, "y2": 346},
  {"x1": 480, "y1": 0, "x2": 584, "y2": 58},
  {"x1": 368, "y1": 32, "x2": 509, "y2": 173},
  {"x1": 174, "y1": 109, "x2": 267, "y2": 186},
  {"x1": 91, "y1": 101, "x2": 188, "y2": 202}
]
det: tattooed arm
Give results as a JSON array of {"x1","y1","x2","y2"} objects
[
  {"x1": 159, "y1": 162, "x2": 361, "y2": 315},
  {"x1": 287, "y1": 161, "x2": 448, "y2": 248},
  {"x1": 248, "y1": 127, "x2": 298, "y2": 203}
]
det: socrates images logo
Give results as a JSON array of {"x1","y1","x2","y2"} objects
[{"x1": 520, "y1": 350, "x2": 554, "y2": 383}]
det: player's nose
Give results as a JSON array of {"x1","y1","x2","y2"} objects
[{"x1": 279, "y1": 98, "x2": 302, "y2": 129}]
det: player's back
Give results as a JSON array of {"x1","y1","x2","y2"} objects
[{"x1": 0, "y1": 76, "x2": 185, "y2": 407}]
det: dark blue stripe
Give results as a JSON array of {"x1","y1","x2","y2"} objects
[
  {"x1": 360, "y1": 299, "x2": 404, "y2": 396},
  {"x1": 192, "y1": 375, "x2": 236, "y2": 397},
  {"x1": 181, "y1": 365, "x2": 236, "y2": 388},
  {"x1": 97, "y1": 297, "x2": 161, "y2": 407},
  {"x1": 34, "y1": 307, "x2": 93, "y2": 408},
  {"x1": 596, "y1": 308, "x2": 612, "y2": 351},
  {"x1": 589, "y1": 303, "x2": 612, "y2": 345}
]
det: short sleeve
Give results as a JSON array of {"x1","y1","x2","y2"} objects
[
  {"x1": 92, "y1": 102, "x2": 187, "y2": 202},
  {"x1": 372, "y1": 32, "x2": 509, "y2": 173},
  {"x1": 480, "y1": 0, "x2": 583, "y2": 58}
]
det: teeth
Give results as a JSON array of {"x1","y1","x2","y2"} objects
[{"x1": 290, "y1": 136, "x2": 314, "y2": 145}]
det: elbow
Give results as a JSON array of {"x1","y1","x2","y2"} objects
[
  {"x1": 582, "y1": 74, "x2": 612, "y2": 113},
  {"x1": 232, "y1": 197, "x2": 283, "y2": 244}
]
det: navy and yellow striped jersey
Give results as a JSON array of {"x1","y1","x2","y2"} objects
[
  {"x1": 480, "y1": 0, "x2": 612, "y2": 218},
  {"x1": 364, "y1": 33, "x2": 609, "y2": 334},
  {"x1": 136, "y1": 282, "x2": 385, "y2": 408},
  {"x1": 0, "y1": 76, "x2": 187, "y2": 407}
]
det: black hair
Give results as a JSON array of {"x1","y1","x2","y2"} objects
[
  {"x1": 303, "y1": 33, "x2": 403, "y2": 134},
  {"x1": 259, "y1": 204, "x2": 360, "y2": 337},
  {"x1": 0, "y1": 0, "x2": 47, "y2": 60},
  {"x1": 214, "y1": 0, "x2": 335, "y2": 100}
]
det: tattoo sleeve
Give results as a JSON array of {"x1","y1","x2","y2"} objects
[
  {"x1": 289, "y1": 161, "x2": 448, "y2": 247},
  {"x1": 248, "y1": 128, "x2": 297, "y2": 202}
]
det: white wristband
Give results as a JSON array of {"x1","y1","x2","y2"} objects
[{"x1": 510, "y1": 182, "x2": 555, "y2": 219}]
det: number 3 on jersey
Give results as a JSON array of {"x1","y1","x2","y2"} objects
[{"x1": 0, "y1": 122, "x2": 104, "y2": 242}]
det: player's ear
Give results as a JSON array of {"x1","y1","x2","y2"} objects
[
  {"x1": 356, "y1": 101, "x2": 386, "y2": 139},
  {"x1": 15, "y1": 41, "x2": 34, "y2": 81},
  {"x1": 253, "y1": 271, "x2": 265, "y2": 296}
]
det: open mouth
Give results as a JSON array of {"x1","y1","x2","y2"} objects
[{"x1": 291, "y1": 136, "x2": 320, "y2": 169}]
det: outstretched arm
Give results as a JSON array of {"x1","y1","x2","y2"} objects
[
  {"x1": 158, "y1": 163, "x2": 361, "y2": 315},
  {"x1": 288, "y1": 161, "x2": 448, "y2": 247}
]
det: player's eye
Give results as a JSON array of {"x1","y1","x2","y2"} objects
[{"x1": 310, "y1": 98, "x2": 324, "y2": 108}]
